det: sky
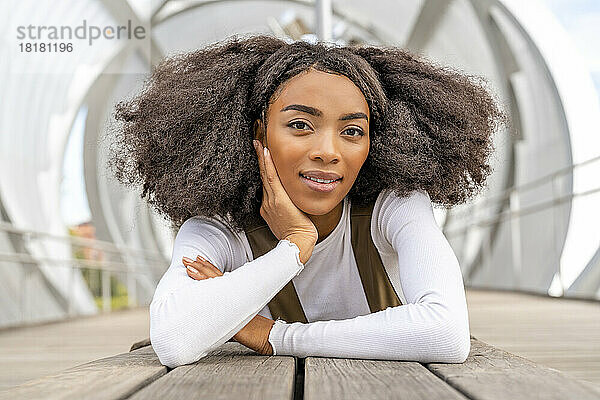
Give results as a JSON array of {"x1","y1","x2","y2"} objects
[
  {"x1": 541, "y1": 0, "x2": 600, "y2": 99},
  {"x1": 59, "y1": 1, "x2": 600, "y2": 226}
]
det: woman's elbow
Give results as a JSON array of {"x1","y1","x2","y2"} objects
[
  {"x1": 150, "y1": 323, "x2": 212, "y2": 368},
  {"x1": 437, "y1": 321, "x2": 471, "y2": 363},
  {"x1": 152, "y1": 340, "x2": 186, "y2": 369},
  {"x1": 149, "y1": 299, "x2": 209, "y2": 368},
  {"x1": 447, "y1": 334, "x2": 470, "y2": 363}
]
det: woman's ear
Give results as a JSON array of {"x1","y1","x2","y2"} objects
[{"x1": 253, "y1": 118, "x2": 265, "y2": 143}]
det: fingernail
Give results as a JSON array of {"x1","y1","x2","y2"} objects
[
  {"x1": 196, "y1": 255, "x2": 206, "y2": 262},
  {"x1": 182, "y1": 256, "x2": 194, "y2": 263},
  {"x1": 252, "y1": 140, "x2": 257, "y2": 148},
  {"x1": 186, "y1": 265, "x2": 199, "y2": 274},
  {"x1": 264, "y1": 147, "x2": 268, "y2": 157}
]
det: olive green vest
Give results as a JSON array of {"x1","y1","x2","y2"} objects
[{"x1": 244, "y1": 199, "x2": 402, "y2": 323}]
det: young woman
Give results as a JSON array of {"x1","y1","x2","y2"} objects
[{"x1": 110, "y1": 35, "x2": 507, "y2": 368}]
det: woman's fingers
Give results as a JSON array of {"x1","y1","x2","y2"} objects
[
  {"x1": 195, "y1": 255, "x2": 223, "y2": 276},
  {"x1": 253, "y1": 140, "x2": 273, "y2": 200},
  {"x1": 183, "y1": 258, "x2": 206, "y2": 280},
  {"x1": 261, "y1": 145, "x2": 286, "y2": 195},
  {"x1": 182, "y1": 256, "x2": 223, "y2": 280},
  {"x1": 254, "y1": 138, "x2": 288, "y2": 203},
  {"x1": 186, "y1": 265, "x2": 206, "y2": 280}
]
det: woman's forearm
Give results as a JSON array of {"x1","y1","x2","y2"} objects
[
  {"x1": 266, "y1": 190, "x2": 471, "y2": 362},
  {"x1": 267, "y1": 300, "x2": 470, "y2": 362},
  {"x1": 150, "y1": 239, "x2": 302, "y2": 368}
]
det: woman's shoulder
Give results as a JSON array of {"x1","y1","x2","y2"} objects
[
  {"x1": 371, "y1": 188, "x2": 435, "y2": 247},
  {"x1": 373, "y1": 188, "x2": 433, "y2": 222},
  {"x1": 178, "y1": 214, "x2": 234, "y2": 237},
  {"x1": 175, "y1": 215, "x2": 249, "y2": 272}
]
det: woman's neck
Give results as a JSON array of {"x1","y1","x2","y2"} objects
[{"x1": 308, "y1": 200, "x2": 344, "y2": 244}]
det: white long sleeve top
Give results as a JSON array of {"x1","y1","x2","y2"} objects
[{"x1": 149, "y1": 188, "x2": 471, "y2": 368}]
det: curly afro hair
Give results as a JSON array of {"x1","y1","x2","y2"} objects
[{"x1": 108, "y1": 34, "x2": 509, "y2": 234}]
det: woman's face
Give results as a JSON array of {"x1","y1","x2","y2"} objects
[{"x1": 256, "y1": 68, "x2": 370, "y2": 216}]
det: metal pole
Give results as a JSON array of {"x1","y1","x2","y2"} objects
[
  {"x1": 127, "y1": 265, "x2": 137, "y2": 308},
  {"x1": 551, "y1": 175, "x2": 565, "y2": 295},
  {"x1": 102, "y1": 270, "x2": 111, "y2": 312},
  {"x1": 68, "y1": 263, "x2": 75, "y2": 316},
  {"x1": 315, "y1": 0, "x2": 332, "y2": 42},
  {"x1": 20, "y1": 263, "x2": 27, "y2": 324},
  {"x1": 509, "y1": 189, "x2": 522, "y2": 289},
  {"x1": 484, "y1": 228, "x2": 493, "y2": 280},
  {"x1": 19, "y1": 233, "x2": 30, "y2": 324}
]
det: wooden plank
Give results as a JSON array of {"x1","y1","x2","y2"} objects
[
  {"x1": 0, "y1": 346, "x2": 166, "y2": 400},
  {"x1": 130, "y1": 337, "x2": 151, "y2": 352},
  {"x1": 128, "y1": 336, "x2": 236, "y2": 352},
  {"x1": 0, "y1": 307, "x2": 150, "y2": 391},
  {"x1": 466, "y1": 288, "x2": 600, "y2": 388},
  {"x1": 303, "y1": 356, "x2": 468, "y2": 400},
  {"x1": 129, "y1": 342, "x2": 296, "y2": 400},
  {"x1": 426, "y1": 338, "x2": 600, "y2": 400}
]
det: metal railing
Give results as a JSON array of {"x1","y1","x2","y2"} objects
[
  {"x1": 443, "y1": 154, "x2": 600, "y2": 297},
  {"x1": 0, "y1": 220, "x2": 168, "y2": 326}
]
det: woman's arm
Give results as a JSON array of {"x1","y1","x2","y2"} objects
[
  {"x1": 266, "y1": 190, "x2": 471, "y2": 363},
  {"x1": 149, "y1": 217, "x2": 304, "y2": 368},
  {"x1": 182, "y1": 254, "x2": 275, "y2": 355}
]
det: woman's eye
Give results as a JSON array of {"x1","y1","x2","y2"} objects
[
  {"x1": 288, "y1": 121, "x2": 310, "y2": 130},
  {"x1": 288, "y1": 122, "x2": 364, "y2": 137},
  {"x1": 343, "y1": 128, "x2": 365, "y2": 137}
]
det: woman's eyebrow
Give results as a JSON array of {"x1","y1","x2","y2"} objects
[
  {"x1": 340, "y1": 112, "x2": 368, "y2": 122},
  {"x1": 281, "y1": 104, "x2": 368, "y2": 122}
]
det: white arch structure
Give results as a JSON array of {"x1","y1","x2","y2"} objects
[{"x1": 0, "y1": 0, "x2": 598, "y2": 327}]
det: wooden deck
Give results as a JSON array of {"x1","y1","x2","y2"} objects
[
  {"x1": 2, "y1": 338, "x2": 599, "y2": 399},
  {"x1": 0, "y1": 307, "x2": 149, "y2": 391},
  {"x1": 466, "y1": 288, "x2": 600, "y2": 390},
  {"x1": 0, "y1": 288, "x2": 598, "y2": 392}
]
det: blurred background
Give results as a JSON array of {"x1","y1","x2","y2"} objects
[{"x1": 0, "y1": 0, "x2": 598, "y2": 392}]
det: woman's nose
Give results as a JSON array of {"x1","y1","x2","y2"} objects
[{"x1": 308, "y1": 131, "x2": 340, "y2": 163}]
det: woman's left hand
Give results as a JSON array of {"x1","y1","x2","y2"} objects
[
  {"x1": 182, "y1": 255, "x2": 223, "y2": 279},
  {"x1": 181, "y1": 256, "x2": 275, "y2": 355}
]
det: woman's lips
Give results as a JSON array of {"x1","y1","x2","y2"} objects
[{"x1": 299, "y1": 174, "x2": 342, "y2": 193}]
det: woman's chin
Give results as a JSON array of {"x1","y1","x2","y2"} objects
[{"x1": 293, "y1": 197, "x2": 342, "y2": 216}]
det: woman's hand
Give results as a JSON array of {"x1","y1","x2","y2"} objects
[
  {"x1": 183, "y1": 255, "x2": 224, "y2": 280},
  {"x1": 253, "y1": 139, "x2": 318, "y2": 264},
  {"x1": 182, "y1": 255, "x2": 274, "y2": 355}
]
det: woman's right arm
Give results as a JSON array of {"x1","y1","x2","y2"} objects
[{"x1": 149, "y1": 217, "x2": 305, "y2": 369}]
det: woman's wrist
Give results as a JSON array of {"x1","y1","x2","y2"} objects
[
  {"x1": 283, "y1": 234, "x2": 315, "y2": 264},
  {"x1": 233, "y1": 315, "x2": 275, "y2": 355}
]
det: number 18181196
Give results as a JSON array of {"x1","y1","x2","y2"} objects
[{"x1": 19, "y1": 42, "x2": 73, "y2": 52}]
